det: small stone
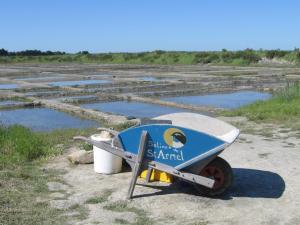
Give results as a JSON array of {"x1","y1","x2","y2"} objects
[{"x1": 68, "y1": 150, "x2": 93, "y2": 164}]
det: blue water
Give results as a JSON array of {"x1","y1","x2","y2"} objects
[
  {"x1": 0, "y1": 108, "x2": 99, "y2": 131},
  {"x1": 48, "y1": 80, "x2": 112, "y2": 87},
  {"x1": 0, "y1": 84, "x2": 18, "y2": 89},
  {"x1": 139, "y1": 76, "x2": 159, "y2": 82},
  {"x1": 162, "y1": 91, "x2": 271, "y2": 109},
  {"x1": 81, "y1": 101, "x2": 187, "y2": 118}
]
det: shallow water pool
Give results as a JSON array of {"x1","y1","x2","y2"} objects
[
  {"x1": 162, "y1": 91, "x2": 271, "y2": 109},
  {"x1": 138, "y1": 76, "x2": 159, "y2": 82},
  {"x1": 0, "y1": 108, "x2": 99, "y2": 131},
  {"x1": 81, "y1": 101, "x2": 187, "y2": 118},
  {"x1": 0, "y1": 84, "x2": 18, "y2": 89}
]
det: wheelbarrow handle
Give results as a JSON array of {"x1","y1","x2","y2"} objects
[{"x1": 73, "y1": 135, "x2": 137, "y2": 163}]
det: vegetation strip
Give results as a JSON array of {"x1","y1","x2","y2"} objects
[
  {"x1": 0, "y1": 125, "x2": 100, "y2": 225},
  {"x1": 221, "y1": 82, "x2": 300, "y2": 130},
  {"x1": 1, "y1": 49, "x2": 300, "y2": 65}
]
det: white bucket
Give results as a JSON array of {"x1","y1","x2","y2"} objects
[{"x1": 91, "y1": 132, "x2": 122, "y2": 174}]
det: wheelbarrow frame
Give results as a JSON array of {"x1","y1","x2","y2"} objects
[{"x1": 74, "y1": 124, "x2": 230, "y2": 199}]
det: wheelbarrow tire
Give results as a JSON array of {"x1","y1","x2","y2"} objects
[{"x1": 194, "y1": 157, "x2": 233, "y2": 197}]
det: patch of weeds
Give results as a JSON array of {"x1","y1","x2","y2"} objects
[
  {"x1": 263, "y1": 138, "x2": 273, "y2": 141},
  {"x1": 0, "y1": 96, "x2": 32, "y2": 103},
  {"x1": 278, "y1": 129, "x2": 291, "y2": 133},
  {"x1": 0, "y1": 164, "x2": 67, "y2": 225},
  {"x1": 103, "y1": 200, "x2": 129, "y2": 212},
  {"x1": 284, "y1": 142, "x2": 296, "y2": 147},
  {"x1": 257, "y1": 129, "x2": 274, "y2": 138},
  {"x1": 91, "y1": 221, "x2": 101, "y2": 225},
  {"x1": 111, "y1": 121, "x2": 136, "y2": 131},
  {"x1": 0, "y1": 125, "x2": 58, "y2": 162},
  {"x1": 220, "y1": 82, "x2": 300, "y2": 131},
  {"x1": 69, "y1": 203, "x2": 89, "y2": 220},
  {"x1": 104, "y1": 201, "x2": 153, "y2": 225},
  {"x1": 187, "y1": 221, "x2": 209, "y2": 225},
  {"x1": 240, "y1": 127, "x2": 258, "y2": 135},
  {"x1": 42, "y1": 127, "x2": 98, "y2": 148},
  {"x1": 115, "y1": 218, "x2": 130, "y2": 224},
  {"x1": 295, "y1": 133, "x2": 300, "y2": 139},
  {"x1": 85, "y1": 189, "x2": 113, "y2": 204},
  {"x1": 0, "y1": 125, "x2": 99, "y2": 225},
  {"x1": 81, "y1": 142, "x2": 93, "y2": 151},
  {"x1": 281, "y1": 141, "x2": 296, "y2": 148}
]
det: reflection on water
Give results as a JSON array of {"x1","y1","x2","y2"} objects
[
  {"x1": 138, "y1": 76, "x2": 159, "y2": 82},
  {"x1": 0, "y1": 107, "x2": 99, "y2": 131},
  {"x1": 162, "y1": 91, "x2": 271, "y2": 109},
  {"x1": 81, "y1": 101, "x2": 187, "y2": 118},
  {"x1": 0, "y1": 84, "x2": 18, "y2": 89}
]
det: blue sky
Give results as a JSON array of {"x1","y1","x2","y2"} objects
[{"x1": 1, "y1": 0, "x2": 299, "y2": 53}]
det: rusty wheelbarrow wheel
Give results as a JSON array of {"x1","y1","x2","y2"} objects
[{"x1": 194, "y1": 157, "x2": 233, "y2": 197}]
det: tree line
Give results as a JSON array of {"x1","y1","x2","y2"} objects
[{"x1": 0, "y1": 48, "x2": 66, "y2": 56}]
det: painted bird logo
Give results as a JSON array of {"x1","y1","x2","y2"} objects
[{"x1": 163, "y1": 128, "x2": 186, "y2": 149}]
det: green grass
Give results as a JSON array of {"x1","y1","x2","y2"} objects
[
  {"x1": 104, "y1": 201, "x2": 153, "y2": 225},
  {"x1": 0, "y1": 125, "x2": 101, "y2": 225},
  {"x1": 68, "y1": 204, "x2": 89, "y2": 220},
  {"x1": 0, "y1": 163, "x2": 67, "y2": 225},
  {"x1": 1, "y1": 49, "x2": 300, "y2": 66},
  {"x1": 114, "y1": 218, "x2": 130, "y2": 224},
  {"x1": 221, "y1": 82, "x2": 300, "y2": 129},
  {"x1": 0, "y1": 125, "x2": 58, "y2": 163},
  {"x1": 85, "y1": 189, "x2": 113, "y2": 204},
  {"x1": 0, "y1": 96, "x2": 32, "y2": 102},
  {"x1": 0, "y1": 121, "x2": 136, "y2": 225}
]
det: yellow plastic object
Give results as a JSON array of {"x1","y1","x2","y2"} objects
[{"x1": 140, "y1": 169, "x2": 173, "y2": 183}]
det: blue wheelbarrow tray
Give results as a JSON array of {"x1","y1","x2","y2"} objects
[{"x1": 74, "y1": 112, "x2": 240, "y2": 199}]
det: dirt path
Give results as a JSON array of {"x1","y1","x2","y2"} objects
[{"x1": 45, "y1": 118, "x2": 300, "y2": 225}]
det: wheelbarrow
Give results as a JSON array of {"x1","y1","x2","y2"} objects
[{"x1": 74, "y1": 112, "x2": 239, "y2": 199}]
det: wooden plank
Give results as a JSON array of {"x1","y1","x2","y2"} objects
[
  {"x1": 74, "y1": 136, "x2": 136, "y2": 162},
  {"x1": 126, "y1": 130, "x2": 148, "y2": 199}
]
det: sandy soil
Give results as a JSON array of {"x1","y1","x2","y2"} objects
[{"x1": 45, "y1": 117, "x2": 300, "y2": 225}]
